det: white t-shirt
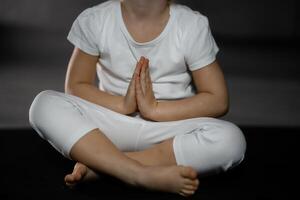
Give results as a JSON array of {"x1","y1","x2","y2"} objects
[{"x1": 67, "y1": 0, "x2": 219, "y2": 101}]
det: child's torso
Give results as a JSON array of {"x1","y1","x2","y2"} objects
[{"x1": 90, "y1": 0, "x2": 199, "y2": 100}]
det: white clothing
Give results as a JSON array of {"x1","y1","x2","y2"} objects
[
  {"x1": 67, "y1": 0, "x2": 219, "y2": 101},
  {"x1": 28, "y1": 1, "x2": 246, "y2": 176},
  {"x1": 29, "y1": 90, "x2": 246, "y2": 174}
]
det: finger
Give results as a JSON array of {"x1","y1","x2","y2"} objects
[
  {"x1": 130, "y1": 64, "x2": 139, "y2": 86},
  {"x1": 135, "y1": 73, "x2": 144, "y2": 97},
  {"x1": 145, "y1": 59, "x2": 151, "y2": 81},
  {"x1": 144, "y1": 59, "x2": 153, "y2": 93},
  {"x1": 129, "y1": 58, "x2": 144, "y2": 93},
  {"x1": 133, "y1": 57, "x2": 144, "y2": 79},
  {"x1": 140, "y1": 58, "x2": 147, "y2": 94},
  {"x1": 144, "y1": 59, "x2": 152, "y2": 90}
]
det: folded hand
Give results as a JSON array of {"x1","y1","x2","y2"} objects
[{"x1": 135, "y1": 57, "x2": 158, "y2": 120}]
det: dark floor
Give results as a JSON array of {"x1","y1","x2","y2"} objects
[{"x1": 0, "y1": 127, "x2": 298, "y2": 200}]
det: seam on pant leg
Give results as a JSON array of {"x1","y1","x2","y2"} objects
[
  {"x1": 44, "y1": 91, "x2": 100, "y2": 159},
  {"x1": 63, "y1": 101, "x2": 100, "y2": 159},
  {"x1": 65, "y1": 93, "x2": 145, "y2": 152},
  {"x1": 50, "y1": 90, "x2": 147, "y2": 153},
  {"x1": 173, "y1": 134, "x2": 188, "y2": 166},
  {"x1": 63, "y1": 91, "x2": 142, "y2": 123},
  {"x1": 172, "y1": 127, "x2": 203, "y2": 166}
]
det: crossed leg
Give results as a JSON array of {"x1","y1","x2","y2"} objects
[
  {"x1": 64, "y1": 128, "x2": 199, "y2": 197},
  {"x1": 65, "y1": 138, "x2": 177, "y2": 183}
]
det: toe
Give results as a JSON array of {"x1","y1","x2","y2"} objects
[
  {"x1": 180, "y1": 189, "x2": 195, "y2": 196},
  {"x1": 74, "y1": 173, "x2": 82, "y2": 181},
  {"x1": 65, "y1": 174, "x2": 77, "y2": 187},
  {"x1": 183, "y1": 178, "x2": 199, "y2": 191},
  {"x1": 64, "y1": 174, "x2": 74, "y2": 183},
  {"x1": 183, "y1": 184, "x2": 198, "y2": 191},
  {"x1": 179, "y1": 191, "x2": 187, "y2": 197},
  {"x1": 180, "y1": 166, "x2": 198, "y2": 179}
]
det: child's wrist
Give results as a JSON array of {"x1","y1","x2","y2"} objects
[
  {"x1": 119, "y1": 96, "x2": 128, "y2": 115},
  {"x1": 120, "y1": 96, "x2": 137, "y2": 115},
  {"x1": 145, "y1": 102, "x2": 160, "y2": 121}
]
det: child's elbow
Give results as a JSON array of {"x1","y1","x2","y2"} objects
[
  {"x1": 216, "y1": 98, "x2": 230, "y2": 117},
  {"x1": 221, "y1": 102, "x2": 230, "y2": 116}
]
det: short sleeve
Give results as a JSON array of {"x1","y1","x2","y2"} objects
[
  {"x1": 67, "y1": 8, "x2": 100, "y2": 56},
  {"x1": 184, "y1": 15, "x2": 219, "y2": 71}
]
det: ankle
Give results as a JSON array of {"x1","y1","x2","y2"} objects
[
  {"x1": 118, "y1": 162, "x2": 146, "y2": 187},
  {"x1": 132, "y1": 165, "x2": 153, "y2": 187}
]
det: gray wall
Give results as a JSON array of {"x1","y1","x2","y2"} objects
[
  {"x1": 1, "y1": 0, "x2": 299, "y2": 62},
  {"x1": 0, "y1": 0, "x2": 298, "y2": 37},
  {"x1": 0, "y1": 0, "x2": 299, "y2": 128}
]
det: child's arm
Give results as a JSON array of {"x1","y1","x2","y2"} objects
[
  {"x1": 137, "y1": 60, "x2": 229, "y2": 122},
  {"x1": 65, "y1": 48, "x2": 139, "y2": 115}
]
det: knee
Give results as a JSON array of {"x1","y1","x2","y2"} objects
[
  {"x1": 28, "y1": 90, "x2": 62, "y2": 138},
  {"x1": 173, "y1": 120, "x2": 247, "y2": 174},
  {"x1": 216, "y1": 122, "x2": 247, "y2": 170}
]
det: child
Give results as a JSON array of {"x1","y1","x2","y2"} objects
[{"x1": 29, "y1": 0, "x2": 246, "y2": 197}]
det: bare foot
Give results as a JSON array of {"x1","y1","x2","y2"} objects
[
  {"x1": 136, "y1": 165, "x2": 199, "y2": 197},
  {"x1": 65, "y1": 163, "x2": 199, "y2": 196},
  {"x1": 64, "y1": 162, "x2": 98, "y2": 187}
]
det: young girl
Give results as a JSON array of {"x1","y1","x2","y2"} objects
[{"x1": 29, "y1": 0, "x2": 246, "y2": 197}]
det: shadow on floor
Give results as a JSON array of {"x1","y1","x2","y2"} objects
[{"x1": 0, "y1": 127, "x2": 298, "y2": 200}]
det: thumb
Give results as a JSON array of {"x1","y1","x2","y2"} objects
[
  {"x1": 127, "y1": 61, "x2": 141, "y2": 93},
  {"x1": 133, "y1": 57, "x2": 144, "y2": 78}
]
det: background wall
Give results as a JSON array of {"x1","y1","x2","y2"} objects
[
  {"x1": 1, "y1": 0, "x2": 298, "y2": 37},
  {"x1": 0, "y1": 0, "x2": 299, "y2": 128}
]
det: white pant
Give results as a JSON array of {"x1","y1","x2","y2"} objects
[{"x1": 29, "y1": 90, "x2": 246, "y2": 175}]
